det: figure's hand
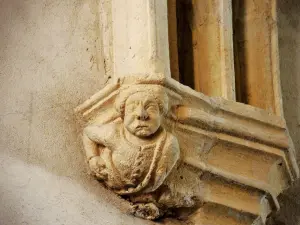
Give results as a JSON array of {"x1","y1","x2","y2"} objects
[
  {"x1": 131, "y1": 203, "x2": 161, "y2": 220},
  {"x1": 88, "y1": 156, "x2": 108, "y2": 180}
]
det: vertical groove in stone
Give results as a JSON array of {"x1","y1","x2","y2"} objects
[
  {"x1": 168, "y1": 0, "x2": 180, "y2": 81},
  {"x1": 177, "y1": 0, "x2": 195, "y2": 89}
]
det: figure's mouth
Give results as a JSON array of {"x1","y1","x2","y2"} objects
[{"x1": 136, "y1": 125, "x2": 148, "y2": 129}]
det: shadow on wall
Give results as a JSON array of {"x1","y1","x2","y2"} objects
[
  {"x1": 278, "y1": 0, "x2": 300, "y2": 162},
  {"x1": 276, "y1": 0, "x2": 300, "y2": 224}
]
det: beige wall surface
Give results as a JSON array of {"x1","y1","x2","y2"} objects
[
  {"x1": 0, "y1": 0, "x2": 154, "y2": 224},
  {"x1": 277, "y1": 0, "x2": 300, "y2": 224}
]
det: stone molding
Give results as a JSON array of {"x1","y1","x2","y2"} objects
[{"x1": 75, "y1": 74, "x2": 299, "y2": 224}]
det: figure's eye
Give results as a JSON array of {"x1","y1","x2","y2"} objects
[{"x1": 145, "y1": 103, "x2": 158, "y2": 111}]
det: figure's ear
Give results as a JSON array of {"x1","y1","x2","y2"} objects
[{"x1": 166, "y1": 104, "x2": 180, "y2": 120}]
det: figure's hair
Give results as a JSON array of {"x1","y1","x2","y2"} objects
[{"x1": 115, "y1": 85, "x2": 169, "y2": 118}]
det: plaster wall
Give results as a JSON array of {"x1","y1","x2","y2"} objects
[
  {"x1": 276, "y1": 0, "x2": 300, "y2": 224},
  {"x1": 0, "y1": 0, "x2": 154, "y2": 224},
  {"x1": 1, "y1": 0, "x2": 300, "y2": 225}
]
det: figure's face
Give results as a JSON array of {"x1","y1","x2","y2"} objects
[{"x1": 124, "y1": 93, "x2": 162, "y2": 137}]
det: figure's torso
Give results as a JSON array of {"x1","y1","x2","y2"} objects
[{"x1": 101, "y1": 124, "x2": 156, "y2": 189}]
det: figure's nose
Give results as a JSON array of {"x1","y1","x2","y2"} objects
[{"x1": 136, "y1": 104, "x2": 149, "y2": 120}]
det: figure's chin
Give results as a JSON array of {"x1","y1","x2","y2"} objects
[
  {"x1": 133, "y1": 128, "x2": 155, "y2": 138},
  {"x1": 135, "y1": 131, "x2": 152, "y2": 137}
]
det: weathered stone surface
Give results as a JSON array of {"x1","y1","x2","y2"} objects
[{"x1": 76, "y1": 75, "x2": 298, "y2": 223}]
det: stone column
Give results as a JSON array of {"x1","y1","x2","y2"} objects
[{"x1": 111, "y1": 0, "x2": 171, "y2": 79}]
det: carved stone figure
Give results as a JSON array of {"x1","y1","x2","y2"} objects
[
  {"x1": 82, "y1": 84, "x2": 181, "y2": 219},
  {"x1": 76, "y1": 75, "x2": 299, "y2": 223}
]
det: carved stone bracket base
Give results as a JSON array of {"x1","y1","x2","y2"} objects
[{"x1": 75, "y1": 74, "x2": 299, "y2": 224}]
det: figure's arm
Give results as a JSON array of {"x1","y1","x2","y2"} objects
[
  {"x1": 83, "y1": 125, "x2": 112, "y2": 160},
  {"x1": 83, "y1": 130, "x2": 99, "y2": 161},
  {"x1": 83, "y1": 124, "x2": 115, "y2": 180}
]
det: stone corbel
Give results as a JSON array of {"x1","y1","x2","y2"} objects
[
  {"x1": 76, "y1": 74, "x2": 298, "y2": 223},
  {"x1": 75, "y1": 0, "x2": 299, "y2": 224}
]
